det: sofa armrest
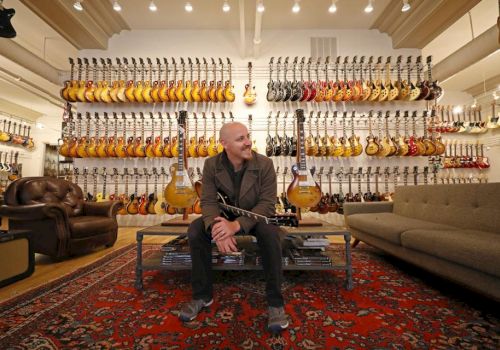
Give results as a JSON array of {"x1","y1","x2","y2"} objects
[
  {"x1": 343, "y1": 201, "x2": 394, "y2": 216},
  {"x1": 0, "y1": 203, "x2": 69, "y2": 221},
  {"x1": 83, "y1": 201, "x2": 122, "y2": 218}
]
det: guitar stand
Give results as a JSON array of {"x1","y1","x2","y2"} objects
[
  {"x1": 161, "y1": 209, "x2": 198, "y2": 226},
  {"x1": 296, "y1": 208, "x2": 323, "y2": 227}
]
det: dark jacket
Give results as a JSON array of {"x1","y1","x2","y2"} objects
[{"x1": 201, "y1": 151, "x2": 276, "y2": 233}]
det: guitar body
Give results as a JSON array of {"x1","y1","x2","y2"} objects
[
  {"x1": 216, "y1": 82, "x2": 225, "y2": 102},
  {"x1": 76, "y1": 138, "x2": 88, "y2": 158},
  {"x1": 117, "y1": 80, "x2": 127, "y2": 102},
  {"x1": 126, "y1": 137, "x2": 136, "y2": 157},
  {"x1": 85, "y1": 81, "x2": 96, "y2": 102},
  {"x1": 115, "y1": 138, "x2": 127, "y2": 158},
  {"x1": 159, "y1": 81, "x2": 169, "y2": 102},
  {"x1": 126, "y1": 195, "x2": 139, "y2": 215},
  {"x1": 200, "y1": 81, "x2": 210, "y2": 102},
  {"x1": 147, "y1": 194, "x2": 157, "y2": 215},
  {"x1": 138, "y1": 194, "x2": 148, "y2": 215},
  {"x1": 106, "y1": 137, "x2": 116, "y2": 157},
  {"x1": 396, "y1": 137, "x2": 409, "y2": 156},
  {"x1": 197, "y1": 137, "x2": 208, "y2": 157},
  {"x1": 100, "y1": 82, "x2": 112, "y2": 103},
  {"x1": 151, "y1": 82, "x2": 161, "y2": 103},
  {"x1": 142, "y1": 81, "x2": 153, "y2": 103},
  {"x1": 286, "y1": 164, "x2": 321, "y2": 208},
  {"x1": 208, "y1": 82, "x2": 217, "y2": 102},
  {"x1": 87, "y1": 137, "x2": 98, "y2": 157},
  {"x1": 110, "y1": 82, "x2": 120, "y2": 103},
  {"x1": 164, "y1": 163, "x2": 197, "y2": 209},
  {"x1": 134, "y1": 139, "x2": 146, "y2": 157},
  {"x1": 192, "y1": 81, "x2": 202, "y2": 102},
  {"x1": 368, "y1": 83, "x2": 381, "y2": 101},
  {"x1": 188, "y1": 138, "x2": 198, "y2": 158},
  {"x1": 350, "y1": 136, "x2": 363, "y2": 156},
  {"x1": 145, "y1": 139, "x2": 155, "y2": 158},
  {"x1": 423, "y1": 139, "x2": 436, "y2": 156},
  {"x1": 184, "y1": 81, "x2": 193, "y2": 102},
  {"x1": 224, "y1": 82, "x2": 235, "y2": 102},
  {"x1": 69, "y1": 138, "x2": 79, "y2": 158},
  {"x1": 125, "y1": 81, "x2": 135, "y2": 102},
  {"x1": 406, "y1": 137, "x2": 418, "y2": 156},
  {"x1": 163, "y1": 137, "x2": 172, "y2": 158},
  {"x1": 97, "y1": 138, "x2": 108, "y2": 158},
  {"x1": 244, "y1": 84, "x2": 257, "y2": 105},
  {"x1": 59, "y1": 138, "x2": 70, "y2": 157},
  {"x1": 365, "y1": 138, "x2": 379, "y2": 156},
  {"x1": 154, "y1": 194, "x2": 167, "y2": 214},
  {"x1": 153, "y1": 137, "x2": 164, "y2": 157},
  {"x1": 134, "y1": 81, "x2": 145, "y2": 103},
  {"x1": 168, "y1": 81, "x2": 178, "y2": 102},
  {"x1": 117, "y1": 194, "x2": 128, "y2": 215}
]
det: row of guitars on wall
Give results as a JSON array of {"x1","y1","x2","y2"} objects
[
  {"x1": 265, "y1": 109, "x2": 445, "y2": 158},
  {"x1": 277, "y1": 165, "x2": 438, "y2": 215},
  {"x1": 61, "y1": 57, "x2": 235, "y2": 104},
  {"x1": 434, "y1": 104, "x2": 498, "y2": 133},
  {"x1": 0, "y1": 151, "x2": 22, "y2": 194},
  {"x1": 58, "y1": 111, "x2": 258, "y2": 159},
  {"x1": 72, "y1": 165, "x2": 202, "y2": 216},
  {"x1": 266, "y1": 55, "x2": 441, "y2": 103},
  {"x1": 0, "y1": 119, "x2": 35, "y2": 150}
]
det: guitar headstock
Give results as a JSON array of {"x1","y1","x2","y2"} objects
[
  {"x1": 375, "y1": 166, "x2": 381, "y2": 176},
  {"x1": 83, "y1": 57, "x2": 89, "y2": 66},
  {"x1": 74, "y1": 167, "x2": 79, "y2": 176},
  {"x1": 77, "y1": 57, "x2": 83, "y2": 66},
  {"x1": 367, "y1": 166, "x2": 372, "y2": 175},
  {"x1": 393, "y1": 166, "x2": 400, "y2": 176}
]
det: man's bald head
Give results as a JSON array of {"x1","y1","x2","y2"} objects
[{"x1": 219, "y1": 122, "x2": 248, "y2": 142}]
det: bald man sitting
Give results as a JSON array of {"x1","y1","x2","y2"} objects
[{"x1": 179, "y1": 122, "x2": 289, "y2": 333}]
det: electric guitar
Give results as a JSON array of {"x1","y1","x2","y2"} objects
[
  {"x1": 286, "y1": 109, "x2": 322, "y2": 209},
  {"x1": 194, "y1": 182, "x2": 298, "y2": 227},
  {"x1": 164, "y1": 110, "x2": 197, "y2": 210},
  {"x1": 244, "y1": 62, "x2": 257, "y2": 105}
]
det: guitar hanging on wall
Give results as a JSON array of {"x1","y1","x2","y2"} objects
[
  {"x1": 286, "y1": 109, "x2": 322, "y2": 212},
  {"x1": 164, "y1": 110, "x2": 197, "y2": 210}
]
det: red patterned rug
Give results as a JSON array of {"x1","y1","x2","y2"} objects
[{"x1": 0, "y1": 243, "x2": 498, "y2": 349}]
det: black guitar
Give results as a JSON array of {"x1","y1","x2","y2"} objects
[{"x1": 194, "y1": 181, "x2": 298, "y2": 227}]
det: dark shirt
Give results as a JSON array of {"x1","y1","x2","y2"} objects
[{"x1": 221, "y1": 151, "x2": 247, "y2": 207}]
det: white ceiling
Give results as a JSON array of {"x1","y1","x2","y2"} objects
[{"x1": 117, "y1": 0, "x2": 391, "y2": 30}]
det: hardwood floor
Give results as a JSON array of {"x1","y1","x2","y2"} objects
[{"x1": 0, "y1": 226, "x2": 348, "y2": 303}]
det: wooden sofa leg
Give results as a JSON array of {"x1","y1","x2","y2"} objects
[{"x1": 351, "y1": 239, "x2": 360, "y2": 248}]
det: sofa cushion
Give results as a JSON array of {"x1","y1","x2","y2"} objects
[
  {"x1": 69, "y1": 216, "x2": 117, "y2": 239},
  {"x1": 401, "y1": 229, "x2": 500, "y2": 278},
  {"x1": 347, "y1": 213, "x2": 457, "y2": 244},
  {"x1": 393, "y1": 184, "x2": 500, "y2": 234}
]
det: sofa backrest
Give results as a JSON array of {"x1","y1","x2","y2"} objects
[
  {"x1": 4, "y1": 177, "x2": 84, "y2": 217},
  {"x1": 392, "y1": 183, "x2": 500, "y2": 234}
]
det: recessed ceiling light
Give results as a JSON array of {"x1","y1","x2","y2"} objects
[
  {"x1": 185, "y1": 2, "x2": 193, "y2": 12},
  {"x1": 73, "y1": 1, "x2": 83, "y2": 11},
  {"x1": 401, "y1": 0, "x2": 411, "y2": 12},
  {"x1": 292, "y1": 0, "x2": 300, "y2": 13},
  {"x1": 328, "y1": 0, "x2": 337, "y2": 13},
  {"x1": 364, "y1": 0, "x2": 374, "y2": 13},
  {"x1": 257, "y1": 0, "x2": 265, "y2": 13},
  {"x1": 222, "y1": 1, "x2": 230, "y2": 12},
  {"x1": 149, "y1": 1, "x2": 157, "y2": 12},
  {"x1": 112, "y1": 1, "x2": 122, "y2": 12}
]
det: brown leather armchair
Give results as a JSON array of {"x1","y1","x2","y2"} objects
[{"x1": 0, "y1": 177, "x2": 122, "y2": 258}]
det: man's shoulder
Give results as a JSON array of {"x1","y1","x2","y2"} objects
[{"x1": 253, "y1": 151, "x2": 273, "y2": 165}]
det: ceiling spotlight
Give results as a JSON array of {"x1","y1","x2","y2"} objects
[
  {"x1": 364, "y1": 0, "x2": 374, "y2": 13},
  {"x1": 401, "y1": 0, "x2": 411, "y2": 12},
  {"x1": 73, "y1": 1, "x2": 83, "y2": 11},
  {"x1": 471, "y1": 99, "x2": 477, "y2": 108},
  {"x1": 292, "y1": 0, "x2": 300, "y2": 13},
  {"x1": 328, "y1": 0, "x2": 337, "y2": 13},
  {"x1": 185, "y1": 2, "x2": 193, "y2": 12},
  {"x1": 452, "y1": 106, "x2": 463, "y2": 114},
  {"x1": 149, "y1": 1, "x2": 157, "y2": 11},
  {"x1": 222, "y1": 1, "x2": 230, "y2": 12},
  {"x1": 257, "y1": 0, "x2": 265, "y2": 13},
  {"x1": 112, "y1": 1, "x2": 122, "y2": 12}
]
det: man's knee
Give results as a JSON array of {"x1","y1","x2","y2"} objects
[
  {"x1": 253, "y1": 222, "x2": 283, "y2": 243},
  {"x1": 187, "y1": 217, "x2": 207, "y2": 242}
]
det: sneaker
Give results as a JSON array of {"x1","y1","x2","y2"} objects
[
  {"x1": 179, "y1": 299, "x2": 213, "y2": 322},
  {"x1": 267, "y1": 306, "x2": 289, "y2": 333}
]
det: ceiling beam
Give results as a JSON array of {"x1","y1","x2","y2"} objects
[
  {"x1": 0, "y1": 40, "x2": 62, "y2": 85},
  {"x1": 372, "y1": 0, "x2": 481, "y2": 49},
  {"x1": 433, "y1": 26, "x2": 499, "y2": 83},
  {"x1": 464, "y1": 74, "x2": 500, "y2": 97},
  {"x1": 19, "y1": 0, "x2": 130, "y2": 50}
]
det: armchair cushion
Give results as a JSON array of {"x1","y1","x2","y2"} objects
[
  {"x1": 68, "y1": 216, "x2": 117, "y2": 239},
  {"x1": 83, "y1": 201, "x2": 122, "y2": 218}
]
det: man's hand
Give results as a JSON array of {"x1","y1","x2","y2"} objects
[
  {"x1": 211, "y1": 216, "x2": 240, "y2": 242},
  {"x1": 215, "y1": 236, "x2": 238, "y2": 254}
]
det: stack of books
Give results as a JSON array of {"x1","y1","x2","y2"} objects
[{"x1": 288, "y1": 248, "x2": 332, "y2": 266}]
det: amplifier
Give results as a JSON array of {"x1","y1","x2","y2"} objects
[{"x1": 0, "y1": 230, "x2": 34, "y2": 288}]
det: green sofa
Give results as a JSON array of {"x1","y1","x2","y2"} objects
[{"x1": 344, "y1": 183, "x2": 500, "y2": 301}]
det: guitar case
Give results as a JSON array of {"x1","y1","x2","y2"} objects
[
  {"x1": 0, "y1": 5, "x2": 16, "y2": 38},
  {"x1": 0, "y1": 230, "x2": 34, "y2": 287}
]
